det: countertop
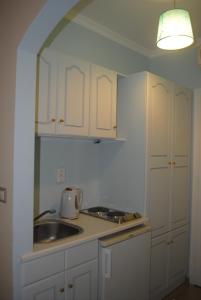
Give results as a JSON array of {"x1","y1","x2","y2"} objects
[{"x1": 21, "y1": 213, "x2": 149, "y2": 262}]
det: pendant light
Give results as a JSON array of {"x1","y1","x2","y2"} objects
[{"x1": 157, "y1": 0, "x2": 194, "y2": 50}]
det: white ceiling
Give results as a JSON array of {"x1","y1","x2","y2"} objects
[{"x1": 72, "y1": 0, "x2": 201, "y2": 57}]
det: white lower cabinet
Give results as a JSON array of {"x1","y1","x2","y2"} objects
[
  {"x1": 150, "y1": 234, "x2": 169, "y2": 300},
  {"x1": 21, "y1": 240, "x2": 98, "y2": 300},
  {"x1": 66, "y1": 260, "x2": 98, "y2": 300},
  {"x1": 150, "y1": 226, "x2": 189, "y2": 300},
  {"x1": 22, "y1": 272, "x2": 65, "y2": 300},
  {"x1": 168, "y1": 227, "x2": 189, "y2": 292}
]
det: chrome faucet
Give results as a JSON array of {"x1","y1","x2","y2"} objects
[{"x1": 34, "y1": 209, "x2": 56, "y2": 222}]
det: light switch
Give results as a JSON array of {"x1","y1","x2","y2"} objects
[{"x1": 0, "y1": 187, "x2": 7, "y2": 203}]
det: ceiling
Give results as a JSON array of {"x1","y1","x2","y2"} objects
[{"x1": 71, "y1": 0, "x2": 201, "y2": 57}]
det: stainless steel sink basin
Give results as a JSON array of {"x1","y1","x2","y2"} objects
[{"x1": 34, "y1": 219, "x2": 83, "y2": 243}]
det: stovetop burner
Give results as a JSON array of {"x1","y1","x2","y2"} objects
[
  {"x1": 88, "y1": 206, "x2": 109, "y2": 213},
  {"x1": 107, "y1": 211, "x2": 125, "y2": 217},
  {"x1": 81, "y1": 206, "x2": 141, "y2": 224}
]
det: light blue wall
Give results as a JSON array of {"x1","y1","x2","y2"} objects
[
  {"x1": 49, "y1": 22, "x2": 149, "y2": 74},
  {"x1": 149, "y1": 47, "x2": 201, "y2": 89},
  {"x1": 37, "y1": 20, "x2": 201, "y2": 213},
  {"x1": 37, "y1": 21, "x2": 149, "y2": 213},
  {"x1": 37, "y1": 138, "x2": 101, "y2": 213}
]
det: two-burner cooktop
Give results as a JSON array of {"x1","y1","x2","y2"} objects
[{"x1": 81, "y1": 206, "x2": 141, "y2": 224}]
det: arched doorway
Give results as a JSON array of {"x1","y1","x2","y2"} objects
[{"x1": 12, "y1": 1, "x2": 80, "y2": 298}]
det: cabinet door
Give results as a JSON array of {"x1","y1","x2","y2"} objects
[
  {"x1": 168, "y1": 226, "x2": 189, "y2": 291},
  {"x1": 171, "y1": 87, "x2": 192, "y2": 229},
  {"x1": 36, "y1": 50, "x2": 58, "y2": 135},
  {"x1": 66, "y1": 260, "x2": 98, "y2": 300},
  {"x1": 22, "y1": 272, "x2": 65, "y2": 300},
  {"x1": 90, "y1": 64, "x2": 117, "y2": 138},
  {"x1": 148, "y1": 166, "x2": 170, "y2": 237},
  {"x1": 150, "y1": 234, "x2": 169, "y2": 300},
  {"x1": 57, "y1": 55, "x2": 90, "y2": 136},
  {"x1": 148, "y1": 74, "x2": 173, "y2": 158},
  {"x1": 148, "y1": 74, "x2": 173, "y2": 237}
]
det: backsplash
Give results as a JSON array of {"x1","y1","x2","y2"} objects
[{"x1": 34, "y1": 137, "x2": 101, "y2": 216}]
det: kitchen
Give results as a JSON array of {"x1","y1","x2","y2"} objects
[{"x1": 1, "y1": 0, "x2": 201, "y2": 300}]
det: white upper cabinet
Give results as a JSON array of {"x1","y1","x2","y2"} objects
[
  {"x1": 36, "y1": 49, "x2": 117, "y2": 139},
  {"x1": 57, "y1": 55, "x2": 90, "y2": 136},
  {"x1": 90, "y1": 64, "x2": 117, "y2": 138},
  {"x1": 35, "y1": 50, "x2": 58, "y2": 135}
]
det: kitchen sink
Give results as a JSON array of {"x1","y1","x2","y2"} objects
[{"x1": 34, "y1": 219, "x2": 83, "y2": 243}]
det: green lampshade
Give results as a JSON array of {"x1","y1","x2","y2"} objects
[{"x1": 157, "y1": 9, "x2": 194, "y2": 50}]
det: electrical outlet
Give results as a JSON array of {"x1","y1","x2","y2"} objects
[{"x1": 56, "y1": 168, "x2": 65, "y2": 183}]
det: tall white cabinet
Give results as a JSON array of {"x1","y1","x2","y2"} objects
[{"x1": 117, "y1": 72, "x2": 192, "y2": 300}]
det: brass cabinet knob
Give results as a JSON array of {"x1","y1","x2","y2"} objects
[
  {"x1": 172, "y1": 161, "x2": 176, "y2": 165},
  {"x1": 51, "y1": 118, "x2": 56, "y2": 122},
  {"x1": 60, "y1": 288, "x2": 65, "y2": 293},
  {"x1": 113, "y1": 125, "x2": 117, "y2": 129},
  {"x1": 68, "y1": 284, "x2": 73, "y2": 289},
  {"x1": 59, "y1": 119, "x2": 64, "y2": 123},
  {"x1": 168, "y1": 161, "x2": 172, "y2": 165}
]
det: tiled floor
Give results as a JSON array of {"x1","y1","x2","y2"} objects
[{"x1": 163, "y1": 283, "x2": 201, "y2": 300}]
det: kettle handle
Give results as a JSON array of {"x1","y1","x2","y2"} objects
[
  {"x1": 75, "y1": 190, "x2": 83, "y2": 210},
  {"x1": 79, "y1": 190, "x2": 83, "y2": 209}
]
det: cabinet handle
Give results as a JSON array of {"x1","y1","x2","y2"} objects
[
  {"x1": 168, "y1": 161, "x2": 172, "y2": 165},
  {"x1": 51, "y1": 118, "x2": 56, "y2": 122},
  {"x1": 172, "y1": 161, "x2": 176, "y2": 165},
  {"x1": 68, "y1": 284, "x2": 73, "y2": 289},
  {"x1": 113, "y1": 125, "x2": 117, "y2": 129},
  {"x1": 59, "y1": 119, "x2": 64, "y2": 123},
  {"x1": 60, "y1": 288, "x2": 65, "y2": 293}
]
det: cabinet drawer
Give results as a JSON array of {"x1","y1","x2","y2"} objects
[
  {"x1": 65, "y1": 240, "x2": 98, "y2": 269},
  {"x1": 22, "y1": 251, "x2": 65, "y2": 286}
]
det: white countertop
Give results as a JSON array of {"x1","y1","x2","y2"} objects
[{"x1": 21, "y1": 213, "x2": 149, "y2": 262}]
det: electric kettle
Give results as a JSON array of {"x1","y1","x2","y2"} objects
[{"x1": 60, "y1": 187, "x2": 82, "y2": 219}]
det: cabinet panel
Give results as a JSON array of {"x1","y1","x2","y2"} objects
[
  {"x1": 22, "y1": 251, "x2": 65, "y2": 286},
  {"x1": 90, "y1": 64, "x2": 117, "y2": 138},
  {"x1": 149, "y1": 74, "x2": 172, "y2": 157},
  {"x1": 173, "y1": 87, "x2": 191, "y2": 157},
  {"x1": 66, "y1": 240, "x2": 98, "y2": 269},
  {"x1": 36, "y1": 51, "x2": 57, "y2": 134},
  {"x1": 168, "y1": 227, "x2": 189, "y2": 290},
  {"x1": 150, "y1": 234, "x2": 169, "y2": 299},
  {"x1": 22, "y1": 272, "x2": 65, "y2": 300},
  {"x1": 66, "y1": 260, "x2": 98, "y2": 300},
  {"x1": 171, "y1": 166, "x2": 189, "y2": 229},
  {"x1": 57, "y1": 56, "x2": 90, "y2": 136},
  {"x1": 149, "y1": 167, "x2": 170, "y2": 237}
]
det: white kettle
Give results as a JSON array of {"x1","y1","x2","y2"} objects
[{"x1": 60, "y1": 187, "x2": 82, "y2": 219}]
